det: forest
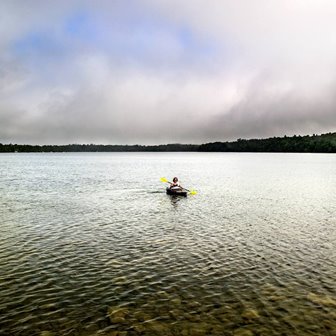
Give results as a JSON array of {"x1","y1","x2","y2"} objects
[
  {"x1": 1, "y1": 132, "x2": 336, "y2": 153},
  {"x1": 198, "y1": 132, "x2": 336, "y2": 153}
]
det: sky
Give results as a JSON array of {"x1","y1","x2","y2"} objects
[{"x1": 1, "y1": 0, "x2": 336, "y2": 145}]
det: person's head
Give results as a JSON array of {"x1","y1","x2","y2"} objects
[{"x1": 173, "y1": 177, "x2": 178, "y2": 182}]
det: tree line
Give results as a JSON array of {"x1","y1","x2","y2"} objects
[
  {"x1": 1, "y1": 132, "x2": 336, "y2": 153},
  {"x1": 198, "y1": 133, "x2": 336, "y2": 153},
  {"x1": 0, "y1": 143, "x2": 199, "y2": 153}
]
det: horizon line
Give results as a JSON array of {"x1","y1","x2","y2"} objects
[{"x1": 1, "y1": 131, "x2": 335, "y2": 147}]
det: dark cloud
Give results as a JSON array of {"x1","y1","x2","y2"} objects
[{"x1": 203, "y1": 78, "x2": 336, "y2": 141}]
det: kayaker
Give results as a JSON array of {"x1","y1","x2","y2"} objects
[{"x1": 170, "y1": 177, "x2": 182, "y2": 190}]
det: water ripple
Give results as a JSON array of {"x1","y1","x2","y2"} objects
[{"x1": 0, "y1": 153, "x2": 335, "y2": 335}]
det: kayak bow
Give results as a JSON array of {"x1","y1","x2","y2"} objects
[{"x1": 166, "y1": 187, "x2": 187, "y2": 197}]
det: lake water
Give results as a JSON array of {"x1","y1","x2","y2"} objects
[{"x1": 0, "y1": 152, "x2": 335, "y2": 336}]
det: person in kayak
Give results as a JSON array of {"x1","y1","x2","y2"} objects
[{"x1": 170, "y1": 177, "x2": 182, "y2": 190}]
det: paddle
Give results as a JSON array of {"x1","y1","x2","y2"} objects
[{"x1": 160, "y1": 177, "x2": 197, "y2": 195}]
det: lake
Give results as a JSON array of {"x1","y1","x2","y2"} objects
[{"x1": 0, "y1": 152, "x2": 335, "y2": 336}]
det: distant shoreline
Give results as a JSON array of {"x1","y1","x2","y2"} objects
[{"x1": 1, "y1": 132, "x2": 336, "y2": 153}]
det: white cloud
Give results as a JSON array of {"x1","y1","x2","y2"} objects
[{"x1": 1, "y1": 0, "x2": 336, "y2": 144}]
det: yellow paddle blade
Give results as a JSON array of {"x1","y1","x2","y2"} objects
[
  {"x1": 190, "y1": 190, "x2": 197, "y2": 195},
  {"x1": 160, "y1": 177, "x2": 168, "y2": 183}
]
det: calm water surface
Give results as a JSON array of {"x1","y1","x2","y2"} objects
[{"x1": 0, "y1": 153, "x2": 335, "y2": 336}]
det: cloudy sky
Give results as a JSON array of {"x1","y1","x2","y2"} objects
[{"x1": 1, "y1": 0, "x2": 336, "y2": 144}]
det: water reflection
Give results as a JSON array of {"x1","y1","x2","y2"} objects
[{"x1": 169, "y1": 194, "x2": 183, "y2": 208}]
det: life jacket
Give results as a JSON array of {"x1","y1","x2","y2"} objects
[{"x1": 171, "y1": 181, "x2": 180, "y2": 189}]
